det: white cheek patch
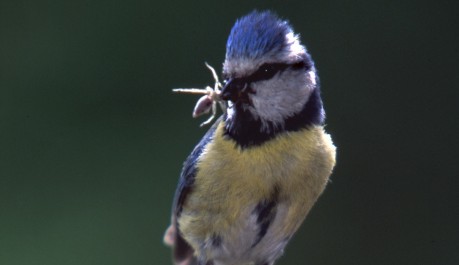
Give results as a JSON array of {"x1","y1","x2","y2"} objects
[
  {"x1": 309, "y1": 70, "x2": 316, "y2": 86},
  {"x1": 248, "y1": 70, "x2": 315, "y2": 131}
]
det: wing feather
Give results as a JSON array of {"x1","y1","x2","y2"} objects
[{"x1": 169, "y1": 118, "x2": 221, "y2": 264}]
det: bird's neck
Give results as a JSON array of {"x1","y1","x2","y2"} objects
[{"x1": 223, "y1": 87, "x2": 324, "y2": 148}]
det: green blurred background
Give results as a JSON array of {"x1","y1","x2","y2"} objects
[{"x1": 1, "y1": 0, "x2": 458, "y2": 264}]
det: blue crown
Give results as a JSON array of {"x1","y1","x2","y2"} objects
[{"x1": 226, "y1": 11, "x2": 293, "y2": 60}]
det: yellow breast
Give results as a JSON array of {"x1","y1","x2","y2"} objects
[{"x1": 179, "y1": 121, "x2": 336, "y2": 244}]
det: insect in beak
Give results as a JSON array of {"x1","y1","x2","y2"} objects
[{"x1": 173, "y1": 63, "x2": 227, "y2": 127}]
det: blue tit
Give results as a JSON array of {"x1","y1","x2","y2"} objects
[{"x1": 164, "y1": 10, "x2": 336, "y2": 265}]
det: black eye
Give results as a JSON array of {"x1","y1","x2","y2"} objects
[
  {"x1": 260, "y1": 64, "x2": 276, "y2": 74},
  {"x1": 256, "y1": 64, "x2": 280, "y2": 80},
  {"x1": 248, "y1": 63, "x2": 290, "y2": 83},
  {"x1": 232, "y1": 62, "x2": 305, "y2": 85}
]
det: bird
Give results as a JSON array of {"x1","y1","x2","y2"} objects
[{"x1": 164, "y1": 10, "x2": 336, "y2": 265}]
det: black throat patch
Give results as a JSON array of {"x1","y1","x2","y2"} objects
[{"x1": 223, "y1": 86, "x2": 324, "y2": 148}]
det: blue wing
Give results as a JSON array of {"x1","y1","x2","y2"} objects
[{"x1": 170, "y1": 118, "x2": 221, "y2": 264}]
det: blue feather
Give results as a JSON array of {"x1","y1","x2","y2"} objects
[{"x1": 226, "y1": 11, "x2": 293, "y2": 60}]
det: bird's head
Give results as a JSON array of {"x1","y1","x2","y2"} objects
[{"x1": 221, "y1": 11, "x2": 324, "y2": 147}]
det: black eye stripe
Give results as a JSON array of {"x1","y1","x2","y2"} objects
[
  {"x1": 249, "y1": 63, "x2": 289, "y2": 82},
  {"x1": 225, "y1": 61, "x2": 309, "y2": 85}
]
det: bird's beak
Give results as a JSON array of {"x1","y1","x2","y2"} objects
[{"x1": 220, "y1": 78, "x2": 250, "y2": 103}]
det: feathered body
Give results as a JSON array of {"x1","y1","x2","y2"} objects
[{"x1": 165, "y1": 11, "x2": 336, "y2": 265}]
